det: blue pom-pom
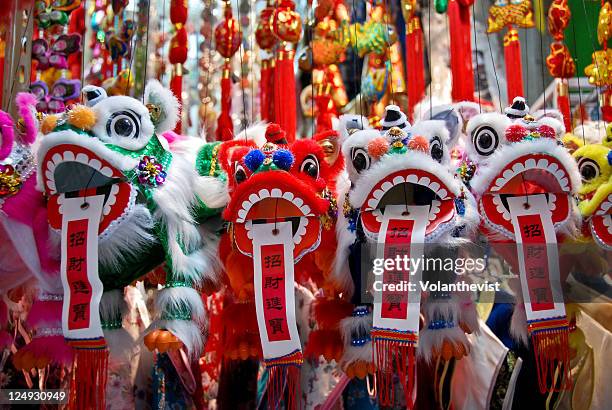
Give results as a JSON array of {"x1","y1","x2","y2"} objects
[
  {"x1": 273, "y1": 149, "x2": 294, "y2": 171},
  {"x1": 244, "y1": 149, "x2": 265, "y2": 172},
  {"x1": 607, "y1": 150, "x2": 612, "y2": 166}
]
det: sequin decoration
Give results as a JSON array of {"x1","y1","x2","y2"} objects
[
  {"x1": 135, "y1": 156, "x2": 167, "y2": 187},
  {"x1": 0, "y1": 164, "x2": 22, "y2": 197}
]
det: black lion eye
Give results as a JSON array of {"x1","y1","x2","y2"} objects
[
  {"x1": 351, "y1": 148, "x2": 370, "y2": 173},
  {"x1": 235, "y1": 164, "x2": 247, "y2": 184},
  {"x1": 300, "y1": 155, "x2": 319, "y2": 179},
  {"x1": 578, "y1": 158, "x2": 599, "y2": 182},
  {"x1": 430, "y1": 136, "x2": 444, "y2": 163},
  {"x1": 473, "y1": 125, "x2": 498, "y2": 156},
  {"x1": 106, "y1": 111, "x2": 139, "y2": 139}
]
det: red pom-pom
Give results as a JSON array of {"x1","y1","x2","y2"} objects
[
  {"x1": 368, "y1": 137, "x2": 389, "y2": 159},
  {"x1": 265, "y1": 123, "x2": 288, "y2": 145},
  {"x1": 408, "y1": 135, "x2": 429, "y2": 152},
  {"x1": 169, "y1": 28, "x2": 188, "y2": 64},
  {"x1": 505, "y1": 124, "x2": 528, "y2": 142},
  {"x1": 537, "y1": 124, "x2": 556, "y2": 139},
  {"x1": 170, "y1": 0, "x2": 188, "y2": 24}
]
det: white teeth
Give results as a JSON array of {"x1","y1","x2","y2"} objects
[
  {"x1": 52, "y1": 153, "x2": 63, "y2": 164},
  {"x1": 559, "y1": 177, "x2": 569, "y2": 190},
  {"x1": 258, "y1": 189, "x2": 270, "y2": 198},
  {"x1": 548, "y1": 163, "x2": 559, "y2": 173},
  {"x1": 237, "y1": 209, "x2": 247, "y2": 221},
  {"x1": 537, "y1": 159, "x2": 549, "y2": 169},
  {"x1": 603, "y1": 215, "x2": 612, "y2": 234},
  {"x1": 406, "y1": 174, "x2": 418, "y2": 183},
  {"x1": 89, "y1": 159, "x2": 102, "y2": 170},
  {"x1": 511, "y1": 163, "x2": 525, "y2": 173},
  {"x1": 63, "y1": 151, "x2": 75, "y2": 162},
  {"x1": 428, "y1": 200, "x2": 441, "y2": 221},
  {"x1": 502, "y1": 170, "x2": 514, "y2": 180},
  {"x1": 301, "y1": 205, "x2": 311, "y2": 215},
  {"x1": 293, "y1": 217, "x2": 309, "y2": 244},
  {"x1": 282, "y1": 192, "x2": 294, "y2": 201},
  {"x1": 293, "y1": 198, "x2": 304, "y2": 208},
  {"x1": 381, "y1": 182, "x2": 393, "y2": 191},
  {"x1": 525, "y1": 158, "x2": 536, "y2": 169},
  {"x1": 248, "y1": 193, "x2": 259, "y2": 204},
  {"x1": 45, "y1": 170, "x2": 54, "y2": 184},
  {"x1": 393, "y1": 176, "x2": 404, "y2": 185},
  {"x1": 103, "y1": 184, "x2": 120, "y2": 215},
  {"x1": 429, "y1": 182, "x2": 440, "y2": 192},
  {"x1": 46, "y1": 180, "x2": 56, "y2": 193},
  {"x1": 373, "y1": 209, "x2": 383, "y2": 222},
  {"x1": 100, "y1": 167, "x2": 113, "y2": 177},
  {"x1": 368, "y1": 198, "x2": 378, "y2": 209},
  {"x1": 75, "y1": 153, "x2": 89, "y2": 164},
  {"x1": 438, "y1": 189, "x2": 448, "y2": 199},
  {"x1": 271, "y1": 188, "x2": 282, "y2": 198},
  {"x1": 373, "y1": 189, "x2": 384, "y2": 199},
  {"x1": 245, "y1": 220, "x2": 253, "y2": 239},
  {"x1": 492, "y1": 195, "x2": 511, "y2": 221},
  {"x1": 418, "y1": 176, "x2": 431, "y2": 186}
]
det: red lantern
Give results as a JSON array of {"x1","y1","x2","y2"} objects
[
  {"x1": 169, "y1": 0, "x2": 188, "y2": 133},
  {"x1": 214, "y1": 8, "x2": 242, "y2": 58},
  {"x1": 271, "y1": 0, "x2": 303, "y2": 43}
]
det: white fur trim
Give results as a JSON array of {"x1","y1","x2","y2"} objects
[
  {"x1": 144, "y1": 80, "x2": 180, "y2": 135},
  {"x1": 233, "y1": 122, "x2": 268, "y2": 147},
  {"x1": 510, "y1": 304, "x2": 529, "y2": 347},
  {"x1": 156, "y1": 286, "x2": 206, "y2": 325},
  {"x1": 99, "y1": 289, "x2": 127, "y2": 323},
  {"x1": 464, "y1": 113, "x2": 512, "y2": 165},
  {"x1": 194, "y1": 175, "x2": 229, "y2": 209},
  {"x1": 417, "y1": 327, "x2": 470, "y2": 362},
  {"x1": 410, "y1": 119, "x2": 452, "y2": 165},
  {"x1": 339, "y1": 313, "x2": 373, "y2": 366}
]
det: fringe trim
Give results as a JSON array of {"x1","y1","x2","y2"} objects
[
  {"x1": 372, "y1": 335, "x2": 416, "y2": 409},
  {"x1": 528, "y1": 317, "x2": 572, "y2": 393},
  {"x1": 68, "y1": 338, "x2": 109, "y2": 410}
]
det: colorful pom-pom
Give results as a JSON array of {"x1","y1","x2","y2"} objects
[
  {"x1": 67, "y1": 105, "x2": 97, "y2": 130},
  {"x1": 537, "y1": 124, "x2": 556, "y2": 139},
  {"x1": 272, "y1": 149, "x2": 294, "y2": 170},
  {"x1": 408, "y1": 135, "x2": 429, "y2": 153},
  {"x1": 41, "y1": 115, "x2": 58, "y2": 135},
  {"x1": 506, "y1": 124, "x2": 528, "y2": 142},
  {"x1": 244, "y1": 149, "x2": 265, "y2": 172},
  {"x1": 367, "y1": 137, "x2": 389, "y2": 159},
  {"x1": 607, "y1": 150, "x2": 612, "y2": 166}
]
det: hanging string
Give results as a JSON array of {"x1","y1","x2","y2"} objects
[
  {"x1": 351, "y1": 0, "x2": 364, "y2": 128},
  {"x1": 472, "y1": 2, "x2": 482, "y2": 113},
  {"x1": 80, "y1": 0, "x2": 88, "y2": 101},
  {"x1": 570, "y1": 13, "x2": 586, "y2": 144},
  {"x1": 310, "y1": 4, "x2": 315, "y2": 136},
  {"x1": 538, "y1": 0, "x2": 547, "y2": 113},
  {"x1": 142, "y1": 0, "x2": 152, "y2": 102},
  {"x1": 4, "y1": 3, "x2": 34, "y2": 112},
  {"x1": 160, "y1": 0, "x2": 167, "y2": 83},
  {"x1": 249, "y1": 2, "x2": 255, "y2": 123},
  {"x1": 382, "y1": 0, "x2": 396, "y2": 106},
  {"x1": 580, "y1": 0, "x2": 606, "y2": 126},
  {"x1": 235, "y1": 0, "x2": 249, "y2": 138},
  {"x1": 427, "y1": 0, "x2": 433, "y2": 117},
  {"x1": 125, "y1": 5, "x2": 138, "y2": 95},
  {"x1": 479, "y1": 0, "x2": 502, "y2": 112}
]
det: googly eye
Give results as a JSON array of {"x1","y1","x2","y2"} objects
[
  {"x1": 472, "y1": 125, "x2": 499, "y2": 156},
  {"x1": 578, "y1": 158, "x2": 600, "y2": 182},
  {"x1": 351, "y1": 147, "x2": 370, "y2": 173},
  {"x1": 106, "y1": 111, "x2": 139, "y2": 139},
  {"x1": 430, "y1": 136, "x2": 444, "y2": 163},
  {"x1": 300, "y1": 154, "x2": 319, "y2": 179},
  {"x1": 235, "y1": 163, "x2": 247, "y2": 184}
]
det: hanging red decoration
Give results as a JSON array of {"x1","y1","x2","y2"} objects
[
  {"x1": 271, "y1": 0, "x2": 302, "y2": 142},
  {"x1": 169, "y1": 0, "x2": 188, "y2": 133},
  {"x1": 402, "y1": 0, "x2": 425, "y2": 121},
  {"x1": 448, "y1": 0, "x2": 475, "y2": 102},
  {"x1": 487, "y1": 0, "x2": 534, "y2": 102},
  {"x1": 585, "y1": 1, "x2": 612, "y2": 122},
  {"x1": 214, "y1": 0, "x2": 241, "y2": 141},
  {"x1": 255, "y1": 2, "x2": 277, "y2": 122}
]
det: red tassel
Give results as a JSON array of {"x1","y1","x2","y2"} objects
[
  {"x1": 556, "y1": 82, "x2": 571, "y2": 131},
  {"x1": 405, "y1": 18, "x2": 425, "y2": 121},
  {"x1": 531, "y1": 328, "x2": 572, "y2": 393},
  {"x1": 503, "y1": 28, "x2": 524, "y2": 102},
  {"x1": 169, "y1": 69, "x2": 183, "y2": 134},
  {"x1": 373, "y1": 340, "x2": 416, "y2": 408},
  {"x1": 70, "y1": 348, "x2": 109, "y2": 410},
  {"x1": 216, "y1": 64, "x2": 234, "y2": 141},
  {"x1": 260, "y1": 58, "x2": 273, "y2": 121},
  {"x1": 274, "y1": 49, "x2": 297, "y2": 142},
  {"x1": 602, "y1": 89, "x2": 612, "y2": 122},
  {"x1": 448, "y1": 0, "x2": 475, "y2": 102},
  {"x1": 268, "y1": 365, "x2": 301, "y2": 409}
]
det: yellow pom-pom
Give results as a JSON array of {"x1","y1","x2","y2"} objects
[
  {"x1": 40, "y1": 115, "x2": 58, "y2": 135},
  {"x1": 67, "y1": 105, "x2": 96, "y2": 130}
]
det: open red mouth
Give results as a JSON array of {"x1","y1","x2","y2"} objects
[
  {"x1": 224, "y1": 171, "x2": 329, "y2": 261},
  {"x1": 480, "y1": 154, "x2": 572, "y2": 237},
  {"x1": 41, "y1": 144, "x2": 133, "y2": 235},
  {"x1": 359, "y1": 169, "x2": 457, "y2": 240},
  {"x1": 590, "y1": 193, "x2": 612, "y2": 249}
]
